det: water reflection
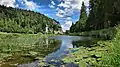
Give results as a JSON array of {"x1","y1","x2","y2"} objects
[
  {"x1": 2, "y1": 35, "x2": 92, "y2": 67},
  {"x1": 45, "y1": 35, "x2": 92, "y2": 65},
  {"x1": 33, "y1": 38, "x2": 61, "y2": 57}
]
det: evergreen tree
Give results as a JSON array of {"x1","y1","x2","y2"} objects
[
  {"x1": 79, "y1": 2, "x2": 88, "y2": 24},
  {"x1": 70, "y1": 2, "x2": 88, "y2": 33},
  {"x1": 70, "y1": 22, "x2": 75, "y2": 33}
]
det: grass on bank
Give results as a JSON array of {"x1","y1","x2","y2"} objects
[{"x1": 63, "y1": 25, "x2": 120, "y2": 67}]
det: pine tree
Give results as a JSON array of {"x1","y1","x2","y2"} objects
[
  {"x1": 70, "y1": 2, "x2": 88, "y2": 33},
  {"x1": 79, "y1": 2, "x2": 87, "y2": 24},
  {"x1": 70, "y1": 22, "x2": 75, "y2": 33}
]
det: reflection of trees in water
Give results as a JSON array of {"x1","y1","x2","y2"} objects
[
  {"x1": 72, "y1": 40, "x2": 94, "y2": 47},
  {"x1": 33, "y1": 39, "x2": 61, "y2": 57}
]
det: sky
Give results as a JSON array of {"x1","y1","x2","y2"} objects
[{"x1": 0, "y1": 0, "x2": 89, "y2": 32}]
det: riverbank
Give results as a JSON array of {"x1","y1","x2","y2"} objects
[
  {"x1": 0, "y1": 32, "x2": 57, "y2": 67},
  {"x1": 69, "y1": 27, "x2": 116, "y2": 40},
  {"x1": 63, "y1": 26, "x2": 120, "y2": 67}
]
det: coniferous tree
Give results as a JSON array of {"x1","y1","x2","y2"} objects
[
  {"x1": 70, "y1": 2, "x2": 88, "y2": 33},
  {"x1": 85, "y1": 0, "x2": 120, "y2": 31},
  {"x1": 70, "y1": 22, "x2": 75, "y2": 33}
]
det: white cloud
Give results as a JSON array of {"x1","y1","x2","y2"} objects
[
  {"x1": 51, "y1": 0, "x2": 55, "y2": 5},
  {"x1": 0, "y1": 0, "x2": 17, "y2": 8},
  {"x1": 58, "y1": 2, "x2": 70, "y2": 8},
  {"x1": 56, "y1": 9, "x2": 66, "y2": 18},
  {"x1": 49, "y1": 4, "x2": 55, "y2": 8},
  {"x1": 66, "y1": 17, "x2": 72, "y2": 20},
  {"x1": 56, "y1": 8, "x2": 74, "y2": 18},
  {"x1": 61, "y1": 20, "x2": 72, "y2": 32},
  {"x1": 56, "y1": 0, "x2": 89, "y2": 32},
  {"x1": 56, "y1": 13, "x2": 64, "y2": 18},
  {"x1": 23, "y1": 0, "x2": 40, "y2": 10},
  {"x1": 56, "y1": 0, "x2": 89, "y2": 18},
  {"x1": 49, "y1": 0, "x2": 56, "y2": 8}
]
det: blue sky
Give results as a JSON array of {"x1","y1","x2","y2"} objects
[{"x1": 0, "y1": 0, "x2": 89, "y2": 32}]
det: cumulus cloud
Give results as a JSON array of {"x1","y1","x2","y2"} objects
[
  {"x1": 58, "y1": 2, "x2": 70, "y2": 8},
  {"x1": 49, "y1": 4, "x2": 55, "y2": 8},
  {"x1": 51, "y1": 0, "x2": 55, "y2": 5},
  {"x1": 49, "y1": 0, "x2": 56, "y2": 8},
  {"x1": 0, "y1": 0, "x2": 17, "y2": 8},
  {"x1": 0, "y1": 0, "x2": 40, "y2": 10},
  {"x1": 56, "y1": 0, "x2": 89, "y2": 18},
  {"x1": 66, "y1": 17, "x2": 72, "y2": 20},
  {"x1": 61, "y1": 20, "x2": 73, "y2": 32},
  {"x1": 57, "y1": 0, "x2": 89, "y2": 32},
  {"x1": 56, "y1": 9, "x2": 66, "y2": 18},
  {"x1": 16, "y1": 0, "x2": 40, "y2": 10},
  {"x1": 22, "y1": 0, "x2": 40, "y2": 10}
]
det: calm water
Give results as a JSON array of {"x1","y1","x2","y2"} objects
[
  {"x1": 44, "y1": 35, "x2": 92, "y2": 66},
  {"x1": 19, "y1": 35, "x2": 92, "y2": 67},
  {"x1": 45, "y1": 35, "x2": 92, "y2": 60},
  {"x1": 1, "y1": 35, "x2": 92, "y2": 67}
]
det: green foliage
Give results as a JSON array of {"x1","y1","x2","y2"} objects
[
  {"x1": 70, "y1": 0, "x2": 120, "y2": 33},
  {"x1": 0, "y1": 32, "x2": 60, "y2": 66},
  {"x1": 0, "y1": 5, "x2": 62, "y2": 34},
  {"x1": 65, "y1": 30, "x2": 70, "y2": 34},
  {"x1": 85, "y1": 0, "x2": 120, "y2": 31},
  {"x1": 67, "y1": 0, "x2": 120, "y2": 66},
  {"x1": 63, "y1": 25, "x2": 120, "y2": 67},
  {"x1": 70, "y1": 2, "x2": 88, "y2": 33},
  {"x1": 70, "y1": 27, "x2": 117, "y2": 40}
]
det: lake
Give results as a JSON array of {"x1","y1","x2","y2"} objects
[{"x1": 0, "y1": 35, "x2": 92, "y2": 67}]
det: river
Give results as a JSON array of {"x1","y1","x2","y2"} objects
[
  {"x1": 1, "y1": 35, "x2": 92, "y2": 67},
  {"x1": 19, "y1": 35, "x2": 92, "y2": 67}
]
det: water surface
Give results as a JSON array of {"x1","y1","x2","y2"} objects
[
  {"x1": 44, "y1": 35, "x2": 92, "y2": 66},
  {"x1": 0, "y1": 35, "x2": 92, "y2": 67}
]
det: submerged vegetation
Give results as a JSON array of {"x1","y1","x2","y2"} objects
[
  {"x1": 63, "y1": 25, "x2": 120, "y2": 67},
  {"x1": 0, "y1": 32, "x2": 61, "y2": 67}
]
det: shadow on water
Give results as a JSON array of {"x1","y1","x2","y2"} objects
[{"x1": 0, "y1": 35, "x2": 93, "y2": 67}]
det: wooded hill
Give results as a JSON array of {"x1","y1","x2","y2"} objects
[
  {"x1": 0, "y1": 5, "x2": 62, "y2": 34},
  {"x1": 70, "y1": 0, "x2": 120, "y2": 33}
]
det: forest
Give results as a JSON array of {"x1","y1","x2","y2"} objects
[
  {"x1": 0, "y1": 0, "x2": 120, "y2": 67},
  {"x1": 0, "y1": 5, "x2": 62, "y2": 34},
  {"x1": 70, "y1": 0, "x2": 120, "y2": 33},
  {"x1": 63, "y1": 0, "x2": 120, "y2": 67}
]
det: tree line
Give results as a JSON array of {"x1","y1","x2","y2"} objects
[
  {"x1": 0, "y1": 5, "x2": 62, "y2": 34},
  {"x1": 70, "y1": 0, "x2": 120, "y2": 33}
]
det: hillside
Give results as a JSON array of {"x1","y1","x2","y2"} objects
[{"x1": 0, "y1": 5, "x2": 62, "y2": 34}]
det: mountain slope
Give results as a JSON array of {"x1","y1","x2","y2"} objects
[{"x1": 0, "y1": 5, "x2": 62, "y2": 34}]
